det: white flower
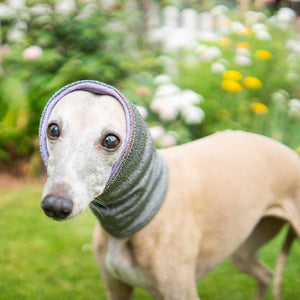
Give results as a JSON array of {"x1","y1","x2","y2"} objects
[
  {"x1": 0, "y1": 4, "x2": 16, "y2": 19},
  {"x1": 211, "y1": 5, "x2": 229, "y2": 15},
  {"x1": 16, "y1": 21, "x2": 27, "y2": 31},
  {"x1": 289, "y1": 98, "x2": 300, "y2": 109},
  {"x1": 182, "y1": 106, "x2": 205, "y2": 124},
  {"x1": 34, "y1": 15, "x2": 52, "y2": 25},
  {"x1": 195, "y1": 44, "x2": 208, "y2": 54},
  {"x1": 271, "y1": 90, "x2": 289, "y2": 110},
  {"x1": 200, "y1": 46, "x2": 222, "y2": 61},
  {"x1": 211, "y1": 61, "x2": 226, "y2": 74},
  {"x1": 7, "y1": 28, "x2": 24, "y2": 42},
  {"x1": 272, "y1": 90, "x2": 289, "y2": 103},
  {"x1": 266, "y1": 15, "x2": 277, "y2": 26},
  {"x1": 236, "y1": 47, "x2": 250, "y2": 56},
  {"x1": 136, "y1": 106, "x2": 148, "y2": 119},
  {"x1": 55, "y1": 0, "x2": 76, "y2": 14},
  {"x1": 230, "y1": 21, "x2": 246, "y2": 34},
  {"x1": 158, "y1": 133, "x2": 177, "y2": 148},
  {"x1": 181, "y1": 90, "x2": 203, "y2": 105},
  {"x1": 23, "y1": 45, "x2": 43, "y2": 61},
  {"x1": 150, "y1": 97, "x2": 165, "y2": 113},
  {"x1": 76, "y1": 3, "x2": 97, "y2": 20},
  {"x1": 30, "y1": 4, "x2": 52, "y2": 15},
  {"x1": 286, "y1": 39, "x2": 300, "y2": 54},
  {"x1": 7, "y1": 0, "x2": 25, "y2": 9},
  {"x1": 197, "y1": 31, "x2": 219, "y2": 42},
  {"x1": 234, "y1": 54, "x2": 252, "y2": 66},
  {"x1": 252, "y1": 23, "x2": 267, "y2": 32},
  {"x1": 163, "y1": 28, "x2": 197, "y2": 52},
  {"x1": 287, "y1": 72, "x2": 298, "y2": 82},
  {"x1": 154, "y1": 74, "x2": 172, "y2": 85},
  {"x1": 245, "y1": 11, "x2": 266, "y2": 26},
  {"x1": 277, "y1": 7, "x2": 296, "y2": 23},
  {"x1": 149, "y1": 126, "x2": 165, "y2": 140},
  {"x1": 251, "y1": 23, "x2": 271, "y2": 40},
  {"x1": 159, "y1": 105, "x2": 178, "y2": 122},
  {"x1": 288, "y1": 98, "x2": 300, "y2": 117},
  {"x1": 218, "y1": 58, "x2": 229, "y2": 66},
  {"x1": 155, "y1": 84, "x2": 181, "y2": 98},
  {"x1": 157, "y1": 55, "x2": 178, "y2": 76},
  {"x1": 255, "y1": 30, "x2": 271, "y2": 41}
]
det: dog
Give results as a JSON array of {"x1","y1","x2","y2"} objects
[{"x1": 39, "y1": 81, "x2": 300, "y2": 300}]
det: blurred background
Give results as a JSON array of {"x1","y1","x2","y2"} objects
[{"x1": 1, "y1": 0, "x2": 300, "y2": 299}]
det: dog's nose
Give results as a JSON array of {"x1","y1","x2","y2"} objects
[{"x1": 41, "y1": 196, "x2": 73, "y2": 220}]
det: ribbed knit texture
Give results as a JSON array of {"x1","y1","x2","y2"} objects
[{"x1": 39, "y1": 80, "x2": 169, "y2": 238}]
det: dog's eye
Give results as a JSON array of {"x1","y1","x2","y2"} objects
[
  {"x1": 47, "y1": 123, "x2": 60, "y2": 139},
  {"x1": 101, "y1": 134, "x2": 120, "y2": 150}
]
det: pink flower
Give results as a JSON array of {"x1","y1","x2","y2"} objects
[
  {"x1": 22, "y1": 45, "x2": 43, "y2": 61},
  {"x1": 0, "y1": 45, "x2": 11, "y2": 60},
  {"x1": 136, "y1": 87, "x2": 151, "y2": 97},
  {"x1": 149, "y1": 126, "x2": 165, "y2": 140},
  {"x1": 158, "y1": 134, "x2": 177, "y2": 148}
]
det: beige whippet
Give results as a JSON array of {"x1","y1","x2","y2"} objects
[{"x1": 39, "y1": 82, "x2": 300, "y2": 300}]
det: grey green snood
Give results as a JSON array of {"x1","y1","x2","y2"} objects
[{"x1": 39, "y1": 80, "x2": 169, "y2": 239}]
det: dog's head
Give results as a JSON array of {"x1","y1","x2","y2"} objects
[
  {"x1": 40, "y1": 85, "x2": 128, "y2": 220},
  {"x1": 40, "y1": 81, "x2": 168, "y2": 238}
]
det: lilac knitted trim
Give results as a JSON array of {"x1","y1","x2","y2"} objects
[{"x1": 39, "y1": 80, "x2": 131, "y2": 178}]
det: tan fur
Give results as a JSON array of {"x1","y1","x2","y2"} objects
[{"x1": 93, "y1": 130, "x2": 300, "y2": 300}]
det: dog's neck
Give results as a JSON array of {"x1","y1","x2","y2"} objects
[{"x1": 90, "y1": 106, "x2": 168, "y2": 239}]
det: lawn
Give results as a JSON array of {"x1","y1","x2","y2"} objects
[{"x1": 1, "y1": 184, "x2": 300, "y2": 300}]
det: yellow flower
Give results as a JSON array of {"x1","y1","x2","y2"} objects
[
  {"x1": 222, "y1": 70, "x2": 242, "y2": 81},
  {"x1": 255, "y1": 50, "x2": 273, "y2": 60},
  {"x1": 245, "y1": 27, "x2": 253, "y2": 35},
  {"x1": 243, "y1": 77, "x2": 262, "y2": 89},
  {"x1": 218, "y1": 37, "x2": 232, "y2": 46},
  {"x1": 221, "y1": 19, "x2": 232, "y2": 25},
  {"x1": 236, "y1": 42, "x2": 250, "y2": 49},
  {"x1": 239, "y1": 27, "x2": 253, "y2": 36},
  {"x1": 295, "y1": 146, "x2": 300, "y2": 155},
  {"x1": 221, "y1": 80, "x2": 243, "y2": 92},
  {"x1": 251, "y1": 102, "x2": 268, "y2": 115}
]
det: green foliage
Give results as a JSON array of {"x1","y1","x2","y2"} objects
[{"x1": 0, "y1": 4, "x2": 160, "y2": 165}]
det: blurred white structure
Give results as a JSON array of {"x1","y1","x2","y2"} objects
[{"x1": 148, "y1": 5, "x2": 231, "y2": 52}]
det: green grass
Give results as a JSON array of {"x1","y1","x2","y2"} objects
[{"x1": 1, "y1": 185, "x2": 300, "y2": 300}]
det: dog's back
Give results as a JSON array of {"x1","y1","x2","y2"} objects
[{"x1": 158, "y1": 130, "x2": 300, "y2": 273}]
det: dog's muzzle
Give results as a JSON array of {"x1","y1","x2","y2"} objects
[{"x1": 41, "y1": 196, "x2": 73, "y2": 220}]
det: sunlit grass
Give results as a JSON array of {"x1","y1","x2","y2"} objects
[{"x1": 1, "y1": 185, "x2": 299, "y2": 299}]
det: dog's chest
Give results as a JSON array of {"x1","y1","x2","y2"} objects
[{"x1": 105, "y1": 238, "x2": 146, "y2": 288}]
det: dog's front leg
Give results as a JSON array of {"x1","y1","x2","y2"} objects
[
  {"x1": 92, "y1": 223, "x2": 134, "y2": 300},
  {"x1": 152, "y1": 274, "x2": 200, "y2": 300},
  {"x1": 145, "y1": 256, "x2": 200, "y2": 300},
  {"x1": 100, "y1": 270, "x2": 134, "y2": 300}
]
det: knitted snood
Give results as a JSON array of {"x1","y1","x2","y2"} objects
[{"x1": 39, "y1": 80, "x2": 169, "y2": 238}]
